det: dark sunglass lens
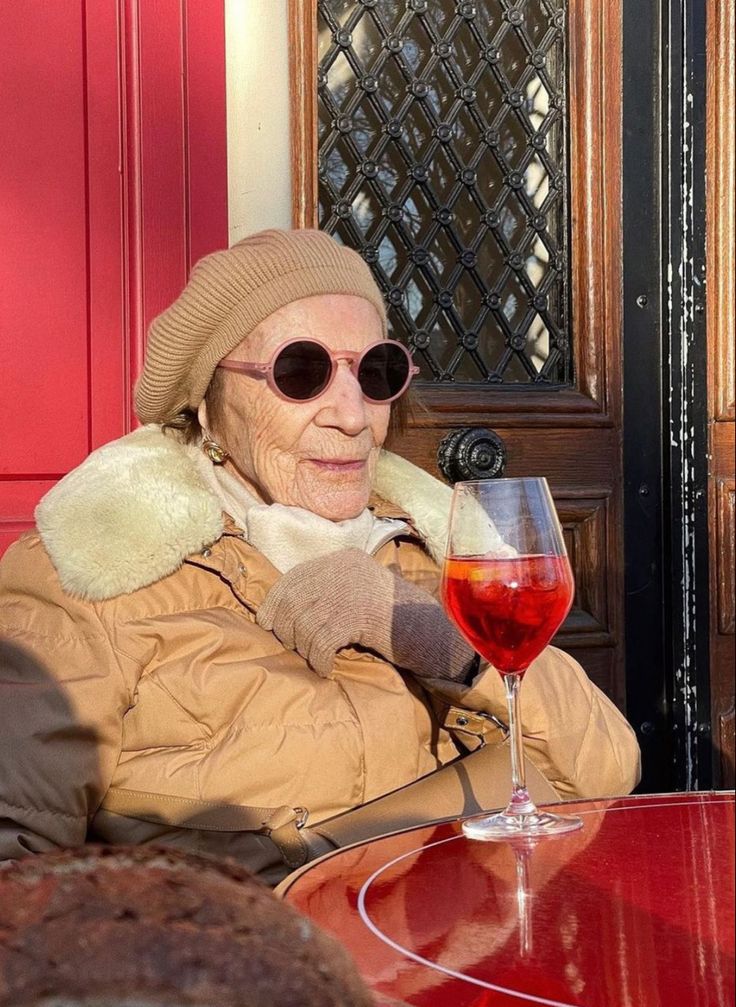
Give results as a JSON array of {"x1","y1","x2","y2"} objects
[
  {"x1": 272, "y1": 341, "x2": 332, "y2": 400},
  {"x1": 358, "y1": 343, "x2": 410, "y2": 401}
]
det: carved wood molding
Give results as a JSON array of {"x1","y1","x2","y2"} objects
[
  {"x1": 120, "y1": 1, "x2": 228, "y2": 431},
  {"x1": 707, "y1": 0, "x2": 735, "y2": 787},
  {"x1": 289, "y1": 0, "x2": 319, "y2": 229},
  {"x1": 406, "y1": 387, "x2": 612, "y2": 428},
  {"x1": 567, "y1": 0, "x2": 622, "y2": 425},
  {"x1": 717, "y1": 478, "x2": 736, "y2": 635},
  {"x1": 288, "y1": 0, "x2": 623, "y2": 426},
  {"x1": 719, "y1": 704, "x2": 735, "y2": 787},
  {"x1": 707, "y1": 0, "x2": 735, "y2": 421},
  {"x1": 554, "y1": 493, "x2": 615, "y2": 647}
]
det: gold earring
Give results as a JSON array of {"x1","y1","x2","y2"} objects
[{"x1": 202, "y1": 434, "x2": 229, "y2": 465}]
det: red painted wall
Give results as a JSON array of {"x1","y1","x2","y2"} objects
[{"x1": 0, "y1": 1, "x2": 228, "y2": 556}]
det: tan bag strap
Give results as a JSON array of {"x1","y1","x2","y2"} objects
[
  {"x1": 100, "y1": 735, "x2": 559, "y2": 872},
  {"x1": 307, "y1": 739, "x2": 558, "y2": 852},
  {"x1": 99, "y1": 787, "x2": 310, "y2": 870}
]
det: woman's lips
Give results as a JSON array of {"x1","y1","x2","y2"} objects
[{"x1": 307, "y1": 458, "x2": 367, "y2": 473}]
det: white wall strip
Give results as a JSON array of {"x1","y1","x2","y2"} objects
[{"x1": 225, "y1": 0, "x2": 292, "y2": 243}]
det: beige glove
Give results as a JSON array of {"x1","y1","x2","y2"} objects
[{"x1": 256, "y1": 548, "x2": 477, "y2": 681}]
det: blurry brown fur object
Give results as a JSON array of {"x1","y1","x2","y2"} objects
[{"x1": 0, "y1": 846, "x2": 373, "y2": 1007}]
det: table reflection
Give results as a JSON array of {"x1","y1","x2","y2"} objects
[{"x1": 282, "y1": 794, "x2": 735, "y2": 1007}]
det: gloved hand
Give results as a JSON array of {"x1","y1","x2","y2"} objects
[{"x1": 256, "y1": 548, "x2": 477, "y2": 681}]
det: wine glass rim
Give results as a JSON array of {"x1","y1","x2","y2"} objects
[{"x1": 452, "y1": 476, "x2": 550, "y2": 487}]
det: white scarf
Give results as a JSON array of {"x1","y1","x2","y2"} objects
[{"x1": 196, "y1": 453, "x2": 406, "y2": 573}]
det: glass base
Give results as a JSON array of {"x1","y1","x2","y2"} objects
[{"x1": 462, "y1": 809, "x2": 583, "y2": 841}]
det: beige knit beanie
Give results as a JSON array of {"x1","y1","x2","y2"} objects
[{"x1": 134, "y1": 229, "x2": 387, "y2": 424}]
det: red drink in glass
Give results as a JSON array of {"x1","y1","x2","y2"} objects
[
  {"x1": 443, "y1": 477, "x2": 583, "y2": 838},
  {"x1": 441, "y1": 554, "x2": 574, "y2": 675}
]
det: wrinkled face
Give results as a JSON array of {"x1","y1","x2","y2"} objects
[{"x1": 200, "y1": 294, "x2": 390, "y2": 520}]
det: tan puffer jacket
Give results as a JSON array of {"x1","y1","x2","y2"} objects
[{"x1": 0, "y1": 427, "x2": 640, "y2": 883}]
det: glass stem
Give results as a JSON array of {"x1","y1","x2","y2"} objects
[{"x1": 503, "y1": 673, "x2": 537, "y2": 816}]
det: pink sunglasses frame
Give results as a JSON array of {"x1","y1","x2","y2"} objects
[{"x1": 217, "y1": 337, "x2": 419, "y2": 404}]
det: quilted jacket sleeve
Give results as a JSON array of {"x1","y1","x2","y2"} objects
[
  {"x1": 0, "y1": 534, "x2": 135, "y2": 861},
  {"x1": 425, "y1": 647, "x2": 641, "y2": 799}
]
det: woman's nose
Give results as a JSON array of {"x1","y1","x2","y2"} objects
[{"x1": 316, "y1": 360, "x2": 369, "y2": 433}]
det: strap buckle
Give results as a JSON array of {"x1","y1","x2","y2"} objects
[{"x1": 473, "y1": 710, "x2": 508, "y2": 733}]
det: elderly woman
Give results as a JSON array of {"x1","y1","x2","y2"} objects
[{"x1": 0, "y1": 229, "x2": 639, "y2": 882}]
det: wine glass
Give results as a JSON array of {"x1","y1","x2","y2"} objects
[{"x1": 441, "y1": 477, "x2": 583, "y2": 840}]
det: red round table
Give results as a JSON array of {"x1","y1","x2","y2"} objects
[{"x1": 279, "y1": 792, "x2": 735, "y2": 1007}]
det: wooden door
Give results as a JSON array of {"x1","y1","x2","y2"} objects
[
  {"x1": 0, "y1": 0, "x2": 228, "y2": 557},
  {"x1": 706, "y1": 0, "x2": 735, "y2": 788},
  {"x1": 291, "y1": 0, "x2": 626, "y2": 711}
]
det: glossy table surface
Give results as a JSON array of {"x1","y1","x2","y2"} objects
[{"x1": 280, "y1": 792, "x2": 735, "y2": 1007}]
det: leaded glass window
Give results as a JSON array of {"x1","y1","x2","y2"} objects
[{"x1": 317, "y1": 0, "x2": 570, "y2": 385}]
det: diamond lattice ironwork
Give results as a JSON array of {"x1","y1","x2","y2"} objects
[{"x1": 317, "y1": 0, "x2": 570, "y2": 384}]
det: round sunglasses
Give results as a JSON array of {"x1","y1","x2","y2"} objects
[{"x1": 217, "y1": 338, "x2": 419, "y2": 404}]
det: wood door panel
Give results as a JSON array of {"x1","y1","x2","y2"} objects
[
  {"x1": 557, "y1": 495, "x2": 613, "y2": 643},
  {"x1": 291, "y1": 0, "x2": 626, "y2": 712},
  {"x1": 185, "y1": 1, "x2": 230, "y2": 270},
  {"x1": 708, "y1": 0, "x2": 735, "y2": 425},
  {"x1": 135, "y1": 0, "x2": 189, "y2": 330},
  {"x1": 716, "y1": 478, "x2": 735, "y2": 636},
  {"x1": 0, "y1": 5, "x2": 89, "y2": 474},
  {"x1": 397, "y1": 426, "x2": 621, "y2": 488},
  {"x1": 709, "y1": 466, "x2": 734, "y2": 786},
  {"x1": 706, "y1": 0, "x2": 735, "y2": 787},
  {"x1": 86, "y1": 2, "x2": 129, "y2": 450},
  {"x1": 718, "y1": 706, "x2": 735, "y2": 787},
  {"x1": 556, "y1": 494, "x2": 620, "y2": 708},
  {"x1": 712, "y1": 421, "x2": 736, "y2": 474},
  {"x1": 414, "y1": 388, "x2": 614, "y2": 427},
  {"x1": 0, "y1": 1, "x2": 227, "y2": 559},
  {"x1": 716, "y1": 346, "x2": 736, "y2": 421},
  {"x1": 397, "y1": 423, "x2": 623, "y2": 701},
  {"x1": 0, "y1": 481, "x2": 56, "y2": 557}
]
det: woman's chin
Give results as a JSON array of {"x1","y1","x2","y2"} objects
[
  {"x1": 311, "y1": 496, "x2": 370, "y2": 521},
  {"x1": 297, "y1": 482, "x2": 372, "y2": 521}
]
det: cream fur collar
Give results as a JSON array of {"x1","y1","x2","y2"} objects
[{"x1": 35, "y1": 425, "x2": 453, "y2": 601}]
